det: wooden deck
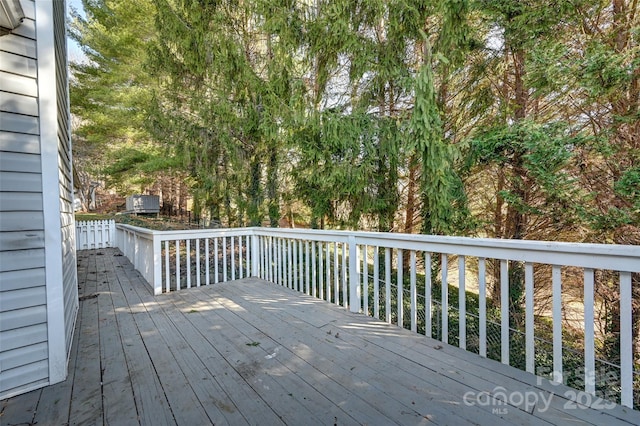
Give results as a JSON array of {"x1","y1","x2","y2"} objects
[{"x1": 2, "y1": 249, "x2": 639, "y2": 425}]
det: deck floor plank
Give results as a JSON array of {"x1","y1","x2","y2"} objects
[
  {"x1": 97, "y1": 252, "x2": 145, "y2": 425},
  {"x1": 109, "y1": 259, "x2": 176, "y2": 426},
  {"x1": 204, "y1": 294, "x2": 425, "y2": 426},
  {"x1": 259, "y1": 281, "x2": 639, "y2": 426},
  {"x1": 68, "y1": 252, "x2": 103, "y2": 425},
  {"x1": 158, "y1": 291, "x2": 287, "y2": 426},
  {"x1": 172, "y1": 288, "x2": 360, "y2": 426},
  {"x1": 215, "y1": 281, "x2": 538, "y2": 426},
  {"x1": 185, "y1": 287, "x2": 419, "y2": 426},
  {"x1": 236, "y1": 279, "x2": 640, "y2": 426},
  {"x1": 116, "y1": 268, "x2": 214, "y2": 426},
  {"x1": 31, "y1": 251, "x2": 92, "y2": 425},
  {"x1": 123, "y1": 264, "x2": 244, "y2": 425},
  {"x1": 2, "y1": 248, "x2": 639, "y2": 426}
]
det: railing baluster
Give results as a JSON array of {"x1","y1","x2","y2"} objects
[
  {"x1": 552, "y1": 265, "x2": 562, "y2": 382},
  {"x1": 312, "y1": 241, "x2": 317, "y2": 298},
  {"x1": 525, "y1": 262, "x2": 534, "y2": 373},
  {"x1": 176, "y1": 240, "x2": 181, "y2": 291},
  {"x1": 620, "y1": 271, "x2": 633, "y2": 408},
  {"x1": 283, "y1": 238, "x2": 287, "y2": 287},
  {"x1": 584, "y1": 268, "x2": 595, "y2": 395},
  {"x1": 274, "y1": 238, "x2": 279, "y2": 284},
  {"x1": 196, "y1": 239, "x2": 201, "y2": 287},
  {"x1": 325, "y1": 242, "x2": 331, "y2": 302},
  {"x1": 441, "y1": 254, "x2": 448, "y2": 344},
  {"x1": 283, "y1": 239, "x2": 287, "y2": 287},
  {"x1": 373, "y1": 246, "x2": 380, "y2": 319},
  {"x1": 164, "y1": 240, "x2": 170, "y2": 293},
  {"x1": 425, "y1": 252, "x2": 432, "y2": 338},
  {"x1": 500, "y1": 259, "x2": 509, "y2": 365},
  {"x1": 205, "y1": 238, "x2": 210, "y2": 286},
  {"x1": 223, "y1": 236, "x2": 228, "y2": 282},
  {"x1": 410, "y1": 250, "x2": 417, "y2": 333},
  {"x1": 299, "y1": 240, "x2": 304, "y2": 292},
  {"x1": 267, "y1": 237, "x2": 272, "y2": 282},
  {"x1": 341, "y1": 243, "x2": 347, "y2": 308},
  {"x1": 458, "y1": 255, "x2": 466, "y2": 349},
  {"x1": 281, "y1": 238, "x2": 286, "y2": 286},
  {"x1": 476, "y1": 257, "x2": 485, "y2": 357},
  {"x1": 238, "y1": 236, "x2": 243, "y2": 280},
  {"x1": 245, "y1": 235, "x2": 250, "y2": 278},
  {"x1": 288, "y1": 239, "x2": 293, "y2": 289},
  {"x1": 276, "y1": 237, "x2": 280, "y2": 284},
  {"x1": 260, "y1": 237, "x2": 264, "y2": 280},
  {"x1": 214, "y1": 238, "x2": 219, "y2": 284},
  {"x1": 397, "y1": 248, "x2": 403, "y2": 328},
  {"x1": 231, "y1": 236, "x2": 236, "y2": 281},
  {"x1": 385, "y1": 247, "x2": 391, "y2": 324},
  {"x1": 333, "y1": 242, "x2": 339, "y2": 305},
  {"x1": 277, "y1": 238, "x2": 282, "y2": 285},
  {"x1": 282, "y1": 238, "x2": 289, "y2": 288},
  {"x1": 186, "y1": 239, "x2": 191, "y2": 289},
  {"x1": 318, "y1": 242, "x2": 324, "y2": 300},
  {"x1": 363, "y1": 244, "x2": 368, "y2": 315},
  {"x1": 305, "y1": 241, "x2": 310, "y2": 295},
  {"x1": 293, "y1": 240, "x2": 298, "y2": 291},
  {"x1": 348, "y1": 236, "x2": 360, "y2": 313}
]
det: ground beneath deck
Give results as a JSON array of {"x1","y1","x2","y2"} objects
[{"x1": 2, "y1": 248, "x2": 639, "y2": 425}]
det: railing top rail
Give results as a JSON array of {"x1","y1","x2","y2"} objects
[
  {"x1": 252, "y1": 227, "x2": 639, "y2": 270},
  {"x1": 115, "y1": 223, "x2": 256, "y2": 241},
  {"x1": 113, "y1": 224, "x2": 639, "y2": 271}
]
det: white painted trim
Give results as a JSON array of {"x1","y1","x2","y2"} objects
[{"x1": 36, "y1": 0, "x2": 67, "y2": 385}]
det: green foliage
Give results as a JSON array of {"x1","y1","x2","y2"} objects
[
  {"x1": 293, "y1": 109, "x2": 401, "y2": 229},
  {"x1": 410, "y1": 37, "x2": 455, "y2": 235},
  {"x1": 468, "y1": 121, "x2": 591, "y2": 233},
  {"x1": 70, "y1": 0, "x2": 166, "y2": 193}
]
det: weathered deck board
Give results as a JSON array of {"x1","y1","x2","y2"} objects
[{"x1": 2, "y1": 248, "x2": 639, "y2": 426}]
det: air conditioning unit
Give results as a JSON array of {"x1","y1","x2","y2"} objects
[{"x1": 0, "y1": 0, "x2": 25, "y2": 36}]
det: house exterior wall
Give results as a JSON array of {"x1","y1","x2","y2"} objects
[
  {"x1": 53, "y1": 0, "x2": 78, "y2": 366},
  {"x1": 0, "y1": 0, "x2": 77, "y2": 400}
]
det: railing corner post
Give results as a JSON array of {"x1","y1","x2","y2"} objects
[
  {"x1": 348, "y1": 235, "x2": 360, "y2": 313},
  {"x1": 152, "y1": 233, "x2": 162, "y2": 295}
]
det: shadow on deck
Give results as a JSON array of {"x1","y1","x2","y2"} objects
[{"x1": 2, "y1": 248, "x2": 639, "y2": 425}]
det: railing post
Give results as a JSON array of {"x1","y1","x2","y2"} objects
[
  {"x1": 251, "y1": 231, "x2": 260, "y2": 277},
  {"x1": 348, "y1": 235, "x2": 360, "y2": 313},
  {"x1": 109, "y1": 219, "x2": 116, "y2": 248},
  {"x1": 152, "y1": 233, "x2": 162, "y2": 295},
  {"x1": 620, "y1": 271, "x2": 633, "y2": 407}
]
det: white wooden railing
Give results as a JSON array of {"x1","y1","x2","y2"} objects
[
  {"x1": 76, "y1": 220, "x2": 116, "y2": 250},
  {"x1": 112, "y1": 223, "x2": 640, "y2": 408}
]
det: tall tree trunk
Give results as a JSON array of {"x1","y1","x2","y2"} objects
[{"x1": 267, "y1": 147, "x2": 279, "y2": 227}]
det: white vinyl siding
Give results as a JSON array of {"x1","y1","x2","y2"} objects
[
  {"x1": 0, "y1": 0, "x2": 76, "y2": 400},
  {"x1": 0, "y1": 0, "x2": 47, "y2": 399},
  {"x1": 53, "y1": 0, "x2": 78, "y2": 361}
]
